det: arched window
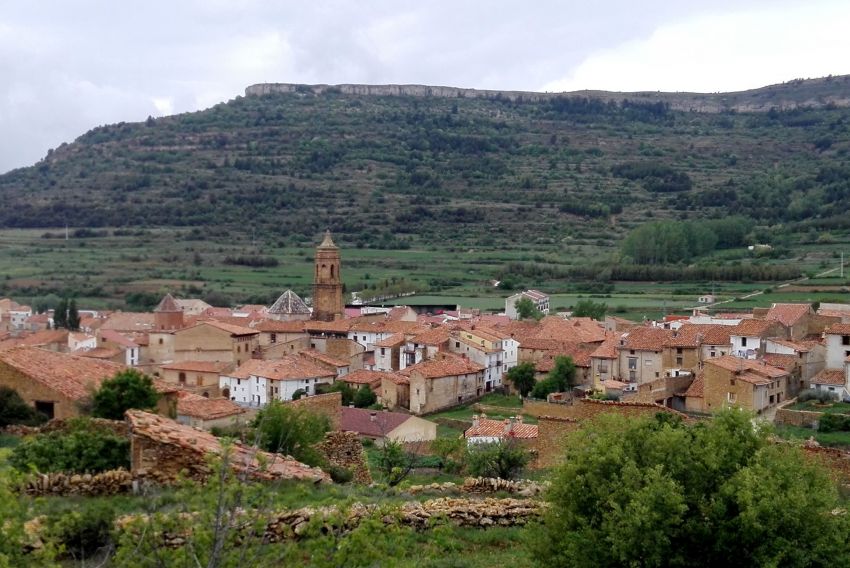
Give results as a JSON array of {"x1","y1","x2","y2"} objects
[
  {"x1": 330, "y1": 264, "x2": 335, "y2": 279},
  {"x1": 202, "y1": 391, "x2": 210, "y2": 398},
  {"x1": 222, "y1": 387, "x2": 231, "y2": 399}
]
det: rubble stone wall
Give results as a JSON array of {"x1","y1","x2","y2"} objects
[
  {"x1": 535, "y1": 415, "x2": 580, "y2": 469},
  {"x1": 286, "y1": 391, "x2": 342, "y2": 430},
  {"x1": 775, "y1": 408, "x2": 822, "y2": 428},
  {"x1": 316, "y1": 431, "x2": 372, "y2": 484},
  {"x1": 20, "y1": 469, "x2": 135, "y2": 497}
]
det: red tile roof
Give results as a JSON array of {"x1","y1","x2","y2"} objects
[
  {"x1": 766, "y1": 303, "x2": 811, "y2": 327},
  {"x1": 339, "y1": 369, "x2": 401, "y2": 387},
  {"x1": 229, "y1": 356, "x2": 335, "y2": 381},
  {"x1": 825, "y1": 323, "x2": 850, "y2": 335},
  {"x1": 191, "y1": 320, "x2": 258, "y2": 337},
  {"x1": 154, "y1": 294, "x2": 182, "y2": 313},
  {"x1": 400, "y1": 355, "x2": 484, "y2": 379},
  {"x1": 683, "y1": 373, "x2": 704, "y2": 398},
  {"x1": 619, "y1": 327, "x2": 671, "y2": 351},
  {"x1": 375, "y1": 333, "x2": 406, "y2": 348},
  {"x1": 761, "y1": 353, "x2": 799, "y2": 369},
  {"x1": 79, "y1": 347, "x2": 122, "y2": 360},
  {"x1": 12, "y1": 329, "x2": 69, "y2": 348},
  {"x1": 732, "y1": 319, "x2": 776, "y2": 337},
  {"x1": 126, "y1": 410, "x2": 328, "y2": 482},
  {"x1": 705, "y1": 355, "x2": 788, "y2": 384},
  {"x1": 254, "y1": 320, "x2": 308, "y2": 333},
  {"x1": 465, "y1": 417, "x2": 538, "y2": 439},
  {"x1": 0, "y1": 347, "x2": 123, "y2": 400},
  {"x1": 300, "y1": 349, "x2": 349, "y2": 368},
  {"x1": 590, "y1": 333, "x2": 621, "y2": 359},
  {"x1": 811, "y1": 369, "x2": 846, "y2": 386},
  {"x1": 176, "y1": 392, "x2": 246, "y2": 420},
  {"x1": 767, "y1": 338, "x2": 815, "y2": 353},
  {"x1": 100, "y1": 329, "x2": 139, "y2": 348},
  {"x1": 410, "y1": 327, "x2": 451, "y2": 346}
]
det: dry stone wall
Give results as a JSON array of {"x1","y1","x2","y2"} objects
[
  {"x1": 316, "y1": 431, "x2": 372, "y2": 484},
  {"x1": 20, "y1": 469, "x2": 135, "y2": 497}
]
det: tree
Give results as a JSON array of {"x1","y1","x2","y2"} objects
[
  {"x1": 53, "y1": 297, "x2": 68, "y2": 330},
  {"x1": 376, "y1": 439, "x2": 418, "y2": 486},
  {"x1": 571, "y1": 299, "x2": 607, "y2": 321},
  {"x1": 530, "y1": 356, "x2": 575, "y2": 399},
  {"x1": 66, "y1": 298, "x2": 81, "y2": 331},
  {"x1": 0, "y1": 386, "x2": 46, "y2": 428},
  {"x1": 318, "y1": 381, "x2": 356, "y2": 406},
  {"x1": 505, "y1": 362, "x2": 537, "y2": 397},
  {"x1": 252, "y1": 402, "x2": 330, "y2": 466},
  {"x1": 90, "y1": 369, "x2": 159, "y2": 420},
  {"x1": 430, "y1": 437, "x2": 466, "y2": 473},
  {"x1": 466, "y1": 440, "x2": 531, "y2": 480},
  {"x1": 514, "y1": 296, "x2": 543, "y2": 321},
  {"x1": 535, "y1": 409, "x2": 850, "y2": 567},
  {"x1": 353, "y1": 387, "x2": 377, "y2": 408}
]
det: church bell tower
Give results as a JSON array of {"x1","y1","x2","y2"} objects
[{"x1": 312, "y1": 230, "x2": 344, "y2": 321}]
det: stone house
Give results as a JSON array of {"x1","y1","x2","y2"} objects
[
  {"x1": 126, "y1": 410, "x2": 328, "y2": 482},
  {"x1": 337, "y1": 369, "x2": 401, "y2": 393},
  {"x1": 399, "y1": 327, "x2": 450, "y2": 370},
  {"x1": 255, "y1": 319, "x2": 309, "y2": 348},
  {"x1": 701, "y1": 355, "x2": 789, "y2": 414},
  {"x1": 397, "y1": 354, "x2": 485, "y2": 415},
  {"x1": 763, "y1": 302, "x2": 836, "y2": 341},
  {"x1": 173, "y1": 320, "x2": 259, "y2": 366},
  {"x1": 590, "y1": 334, "x2": 621, "y2": 387},
  {"x1": 300, "y1": 349, "x2": 350, "y2": 377},
  {"x1": 449, "y1": 327, "x2": 517, "y2": 391},
  {"x1": 97, "y1": 329, "x2": 141, "y2": 366},
  {"x1": 764, "y1": 338, "x2": 825, "y2": 391},
  {"x1": 220, "y1": 356, "x2": 336, "y2": 406},
  {"x1": 375, "y1": 333, "x2": 406, "y2": 371},
  {"x1": 341, "y1": 407, "x2": 437, "y2": 444},
  {"x1": 617, "y1": 327, "x2": 670, "y2": 385},
  {"x1": 159, "y1": 360, "x2": 232, "y2": 397},
  {"x1": 0, "y1": 346, "x2": 123, "y2": 419}
]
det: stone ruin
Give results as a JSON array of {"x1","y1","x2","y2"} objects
[{"x1": 316, "y1": 431, "x2": 372, "y2": 484}]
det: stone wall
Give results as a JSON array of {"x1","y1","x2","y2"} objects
[
  {"x1": 131, "y1": 435, "x2": 211, "y2": 482},
  {"x1": 316, "y1": 431, "x2": 372, "y2": 484},
  {"x1": 20, "y1": 469, "x2": 135, "y2": 497},
  {"x1": 775, "y1": 407, "x2": 823, "y2": 428},
  {"x1": 285, "y1": 391, "x2": 342, "y2": 430},
  {"x1": 407, "y1": 477, "x2": 547, "y2": 497},
  {"x1": 0, "y1": 362, "x2": 79, "y2": 420},
  {"x1": 535, "y1": 416, "x2": 580, "y2": 469},
  {"x1": 524, "y1": 398, "x2": 685, "y2": 422}
]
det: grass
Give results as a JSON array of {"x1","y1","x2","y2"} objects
[
  {"x1": 789, "y1": 401, "x2": 850, "y2": 414},
  {"x1": 774, "y1": 424, "x2": 850, "y2": 449}
]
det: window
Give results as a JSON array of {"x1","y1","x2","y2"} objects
[
  {"x1": 270, "y1": 333, "x2": 277, "y2": 344},
  {"x1": 630, "y1": 350, "x2": 635, "y2": 355},
  {"x1": 629, "y1": 370, "x2": 636, "y2": 381},
  {"x1": 710, "y1": 351, "x2": 716, "y2": 357},
  {"x1": 599, "y1": 363, "x2": 608, "y2": 373},
  {"x1": 35, "y1": 401, "x2": 55, "y2": 420},
  {"x1": 178, "y1": 372, "x2": 186, "y2": 384},
  {"x1": 196, "y1": 376, "x2": 203, "y2": 386},
  {"x1": 158, "y1": 338, "x2": 163, "y2": 345},
  {"x1": 727, "y1": 392, "x2": 737, "y2": 403},
  {"x1": 676, "y1": 356, "x2": 683, "y2": 366},
  {"x1": 676, "y1": 348, "x2": 683, "y2": 354},
  {"x1": 455, "y1": 342, "x2": 460, "y2": 348},
  {"x1": 381, "y1": 348, "x2": 385, "y2": 355},
  {"x1": 655, "y1": 372, "x2": 660, "y2": 378},
  {"x1": 741, "y1": 337, "x2": 748, "y2": 347},
  {"x1": 843, "y1": 336, "x2": 850, "y2": 346},
  {"x1": 628, "y1": 358, "x2": 637, "y2": 370},
  {"x1": 730, "y1": 379, "x2": 736, "y2": 386}
]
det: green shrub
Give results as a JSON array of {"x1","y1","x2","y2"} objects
[
  {"x1": 91, "y1": 369, "x2": 159, "y2": 420},
  {"x1": 466, "y1": 441, "x2": 531, "y2": 480},
  {"x1": 353, "y1": 387, "x2": 377, "y2": 408},
  {"x1": 47, "y1": 502, "x2": 116, "y2": 559},
  {"x1": 819, "y1": 413, "x2": 850, "y2": 433},
  {"x1": 9, "y1": 418, "x2": 129, "y2": 473},
  {"x1": 328, "y1": 466, "x2": 354, "y2": 484},
  {"x1": 0, "y1": 386, "x2": 47, "y2": 428},
  {"x1": 799, "y1": 389, "x2": 838, "y2": 404}
]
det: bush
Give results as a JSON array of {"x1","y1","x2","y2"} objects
[
  {"x1": 91, "y1": 369, "x2": 159, "y2": 420},
  {"x1": 252, "y1": 402, "x2": 330, "y2": 466},
  {"x1": 10, "y1": 418, "x2": 129, "y2": 473},
  {"x1": 798, "y1": 389, "x2": 838, "y2": 404},
  {"x1": 47, "y1": 502, "x2": 116, "y2": 559},
  {"x1": 0, "y1": 386, "x2": 47, "y2": 428},
  {"x1": 466, "y1": 441, "x2": 531, "y2": 480},
  {"x1": 818, "y1": 413, "x2": 850, "y2": 433},
  {"x1": 328, "y1": 466, "x2": 354, "y2": 484},
  {"x1": 353, "y1": 387, "x2": 377, "y2": 408}
]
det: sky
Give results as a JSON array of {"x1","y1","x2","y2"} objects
[{"x1": 2, "y1": 0, "x2": 849, "y2": 173}]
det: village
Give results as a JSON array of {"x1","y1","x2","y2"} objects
[{"x1": 1, "y1": 230, "x2": 849, "y2": 464}]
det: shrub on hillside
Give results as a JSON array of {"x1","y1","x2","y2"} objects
[
  {"x1": 818, "y1": 413, "x2": 850, "y2": 433},
  {"x1": 0, "y1": 386, "x2": 47, "y2": 428},
  {"x1": 10, "y1": 417, "x2": 130, "y2": 473},
  {"x1": 46, "y1": 502, "x2": 116, "y2": 559},
  {"x1": 466, "y1": 441, "x2": 531, "y2": 480},
  {"x1": 798, "y1": 389, "x2": 838, "y2": 404}
]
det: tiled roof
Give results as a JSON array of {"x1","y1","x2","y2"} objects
[
  {"x1": 79, "y1": 347, "x2": 122, "y2": 360},
  {"x1": 767, "y1": 338, "x2": 814, "y2": 353},
  {"x1": 766, "y1": 303, "x2": 811, "y2": 327},
  {"x1": 465, "y1": 417, "x2": 538, "y2": 439},
  {"x1": 101, "y1": 312, "x2": 156, "y2": 332},
  {"x1": 304, "y1": 319, "x2": 354, "y2": 334},
  {"x1": 602, "y1": 379, "x2": 628, "y2": 389},
  {"x1": 825, "y1": 323, "x2": 850, "y2": 335},
  {"x1": 705, "y1": 355, "x2": 788, "y2": 381},
  {"x1": 619, "y1": 327, "x2": 671, "y2": 351},
  {"x1": 229, "y1": 356, "x2": 335, "y2": 381},
  {"x1": 176, "y1": 392, "x2": 246, "y2": 420},
  {"x1": 410, "y1": 326, "x2": 451, "y2": 346},
  {"x1": 300, "y1": 349, "x2": 349, "y2": 368},
  {"x1": 672, "y1": 324, "x2": 732, "y2": 346},
  {"x1": 255, "y1": 320, "x2": 308, "y2": 333},
  {"x1": 100, "y1": 329, "x2": 139, "y2": 348},
  {"x1": 317, "y1": 230, "x2": 338, "y2": 249},
  {"x1": 375, "y1": 333, "x2": 406, "y2": 348},
  {"x1": 339, "y1": 369, "x2": 400, "y2": 386},
  {"x1": 683, "y1": 373, "x2": 704, "y2": 398},
  {"x1": 400, "y1": 355, "x2": 485, "y2": 379},
  {"x1": 590, "y1": 333, "x2": 621, "y2": 359},
  {"x1": 126, "y1": 410, "x2": 328, "y2": 482},
  {"x1": 732, "y1": 318, "x2": 776, "y2": 337},
  {"x1": 811, "y1": 369, "x2": 846, "y2": 386},
  {"x1": 341, "y1": 407, "x2": 414, "y2": 437},
  {"x1": 0, "y1": 347, "x2": 123, "y2": 400},
  {"x1": 761, "y1": 353, "x2": 799, "y2": 369},
  {"x1": 268, "y1": 290, "x2": 311, "y2": 315},
  {"x1": 191, "y1": 320, "x2": 258, "y2": 337},
  {"x1": 154, "y1": 294, "x2": 182, "y2": 313},
  {"x1": 456, "y1": 334, "x2": 503, "y2": 354},
  {"x1": 161, "y1": 360, "x2": 232, "y2": 374},
  {"x1": 520, "y1": 289, "x2": 548, "y2": 302},
  {"x1": 14, "y1": 329, "x2": 69, "y2": 347}
]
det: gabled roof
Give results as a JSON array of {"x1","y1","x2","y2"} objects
[
  {"x1": 410, "y1": 326, "x2": 451, "y2": 346},
  {"x1": 825, "y1": 323, "x2": 850, "y2": 335},
  {"x1": 339, "y1": 369, "x2": 400, "y2": 386},
  {"x1": 99, "y1": 329, "x2": 139, "y2": 348},
  {"x1": 765, "y1": 303, "x2": 811, "y2": 328},
  {"x1": 101, "y1": 312, "x2": 156, "y2": 332},
  {"x1": 0, "y1": 347, "x2": 123, "y2": 400},
  {"x1": 761, "y1": 353, "x2": 799, "y2": 369},
  {"x1": 300, "y1": 349, "x2": 349, "y2": 369},
  {"x1": 187, "y1": 320, "x2": 258, "y2": 337},
  {"x1": 79, "y1": 347, "x2": 122, "y2": 360},
  {"x1": 176, "y1": 392, "x2": 246, "y2": 420},
  {"x1": 126, "y1": 410, "x2": 328, "y2": 482},
  {"x1": 704, "y1": 355, "x2": 788, "y2": 381},
  {"x1": 731, "y1": 318, "x2": 776, "y2": 337},
  {"x1": 268, "y1": 290, "x2": 311, "y2": 315},
  {"x1": 154, "y1": 294, "x2": 182, "y2": 313},
  {"x1": 767, "y1": 338, "x2": 815, "y2": 353},
  {"x1": 683, "y1": 373, "x2": 704, "y2": 398},
  {"x1": 254, "y1": 320, "x2": 308, "y2": 333},
  {"x1": 590, "y1": 333, "x2": 621, "y2": 359},
  {"x1": 11, "y1": 329, "x2": 69, "y2": 348},
  {"x1": 317, "y1": 230, "x2": 338, "y2": 249},
  {"x1": 666, "y1": 324, "x2": 732, "y2": 347},
  {"x1": 619, "y1": 326, "x2": 671, "y2": 351},
  {"x1": 341, "y1": 407, "x2": 417, "y2": 438},
  {"x1": 375, "y1": 333, "x2": 406, "y2": 348}
]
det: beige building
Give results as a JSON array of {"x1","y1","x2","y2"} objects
[
  {"x1": 159, "y1": 360, "x2": 232, "y2": 397},
  {"x1": 173, "y1": 321, "x2": 259, "y2": 366},
  {"x1": 341, "y1": 406, "x2": 436, "y2": 444},
  {"x1": 701, "y1": 355, "x2": 789, "y2": 414},
  {"x1": 398, "y1": 354, "x2": 485, "y2": 415}
]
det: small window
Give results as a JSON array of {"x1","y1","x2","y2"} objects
[
  {"x1": 270, "y1": 333, "x2": 277, "y2": 344},
  {"x1": 843, "y1": 336, "x2": 850, "y2": 346},
  {"x1": 178, "y1": 372, "x2": 187, "y2": 384},
  {"x1": 730, "y1": 379, "x2": 736, "y2": 386},
  {"x1": 158, "y1": 338, "x2": 163, "y2": 345},
  {"x1": 741, "y1": 337, "x2": 748, "y2": 347}
]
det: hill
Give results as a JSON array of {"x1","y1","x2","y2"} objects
[{"x1": 3, "y1": 75, "x2": 850, "y2": 252}]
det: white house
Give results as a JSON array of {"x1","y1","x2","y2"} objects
[
  {"x1": 810, "y1": 367, "x2": 850, "y2": 401},
  {"x1": 824, "y1": 323, "x2": 850, "y2": 370},
  {"x1": 448, "y1": 327, "x2": 518, "y2": 391},
  {"x1": 220, "y1": 356, "x2": 336, "y2": 406},
  {"x1": 98, "y1": 329, "x2": 140, "y2": 366},
  {"x1": 505, "y1": 290, "x2": 550, "y2": 320}
]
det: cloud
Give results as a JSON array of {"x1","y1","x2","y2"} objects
[{"x1": 540, "y1": 2, "x2": 850, "y2": 93}]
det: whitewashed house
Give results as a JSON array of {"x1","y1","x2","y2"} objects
[
  {"x1": 505, "y1": 290, "x2": 550, "y2": 320},
  {"x1": 220, "y1": 356, "x2": 336, "y2": 406}
]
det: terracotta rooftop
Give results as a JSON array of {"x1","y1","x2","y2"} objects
[
  {"x1": 410, "y1": 326, "x2": 451, "y2": 346},
  {"x1": 669, "y1": 324, "x2": 732, "y2": 347},
  {"x1": 255, "y1": 320, "x2": 308, "y2": 333},
  {"x1": 732, "y1": 318, "x2": 776, "y2": 337},
  {"x1": 761, "y1": 353, "x2": 799, "y2": 369},
  {"x1": 126, "y1": 410, "x2": 328, "y2": 482},
  {"x1": 811, "y1": 369, "x2": 846, "y2": 386},
  {"x1": 602, "y1": 379, "x2": 628, "y2": 389},
  {"x1": 683, "y1": 373, "x2": 704, "y2": 398},
  {"x1": 341, "y1": 407, "x2": 416, "y2": 438},
  {"x1": 766, "y1": 303, "x2": 811, "y2": 328},
  {"x1": 590, "y1": 333, "x2": 621, "y2": 359},
  {"x1": 99, "y1": 329, "x2": 139, "y2": 348},
  {"x1": 300, "y1": 349, "x2": 349, "y2": 369},
  {"x1": 13, "y1": 329, "x2": 69, "y2": 347},
  {"x1": 189, "y1": 320, "x2": 258, "y2": 337},
  {"x1": 375, "y1": 333, "x2": 406, "y2": 348},
  {"x1": 161, "y1": 360, "x2": 233, "y2": 374},
  {"x1": 79, "y1": 347, "x2": 122, "y2": 360},
  {"x1": 101, "y1": 312, "x2": 156, "y2": 332},
  {"x1": 705, "y1": 355, "x2": 788, "y2": 381},
  {"x1": 400, "y1": 355, "x2": 485, "y2": 379},
  {"x1": 767, "y1": 338, "x2": 816, "y2": 353},
  {"x1": 268, "y1": 290, "x2": 311, "y2": 316},
  {"x1": 154, "y1": 294, "x2": 182, "y2": 313},
  {"x1": 229, "y1": 356, "x2": 335, "y2": 381},
  {"x1": 0, "y1": 347, "x2": 123, "y2": 400},
  {"x1": 619, "y1": 326, "x2": 671, "y2": 351},
  {"x1": 825, "y1": 323, "x2": 850, "y2": 335},
  {"x1": 304, "y1": 319, "x2": 354, "y2": 335},
  {"x1": 465, "y1": 416, "x2": 538, "y2": 439},
  {"x1": 176, "y1": 392, "x2": 246, "y2": 420}
]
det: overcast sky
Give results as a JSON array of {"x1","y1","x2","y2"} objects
[{"x1": 2, "y1": 0, "x2": 849, "y2": 173}]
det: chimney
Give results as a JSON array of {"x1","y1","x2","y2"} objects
[
  {"x1": 516, "y1": 415, "x2": 523, "y2": 424},
  {"x1": 503, "y1": 418, "x2": 512, "y2": 434},
  {"x1": 472, "y1": 414, "x2": 479, "y2": 427},
  {"x1": 370, "y1": 412, "x2": 377, "y2": 422}
]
